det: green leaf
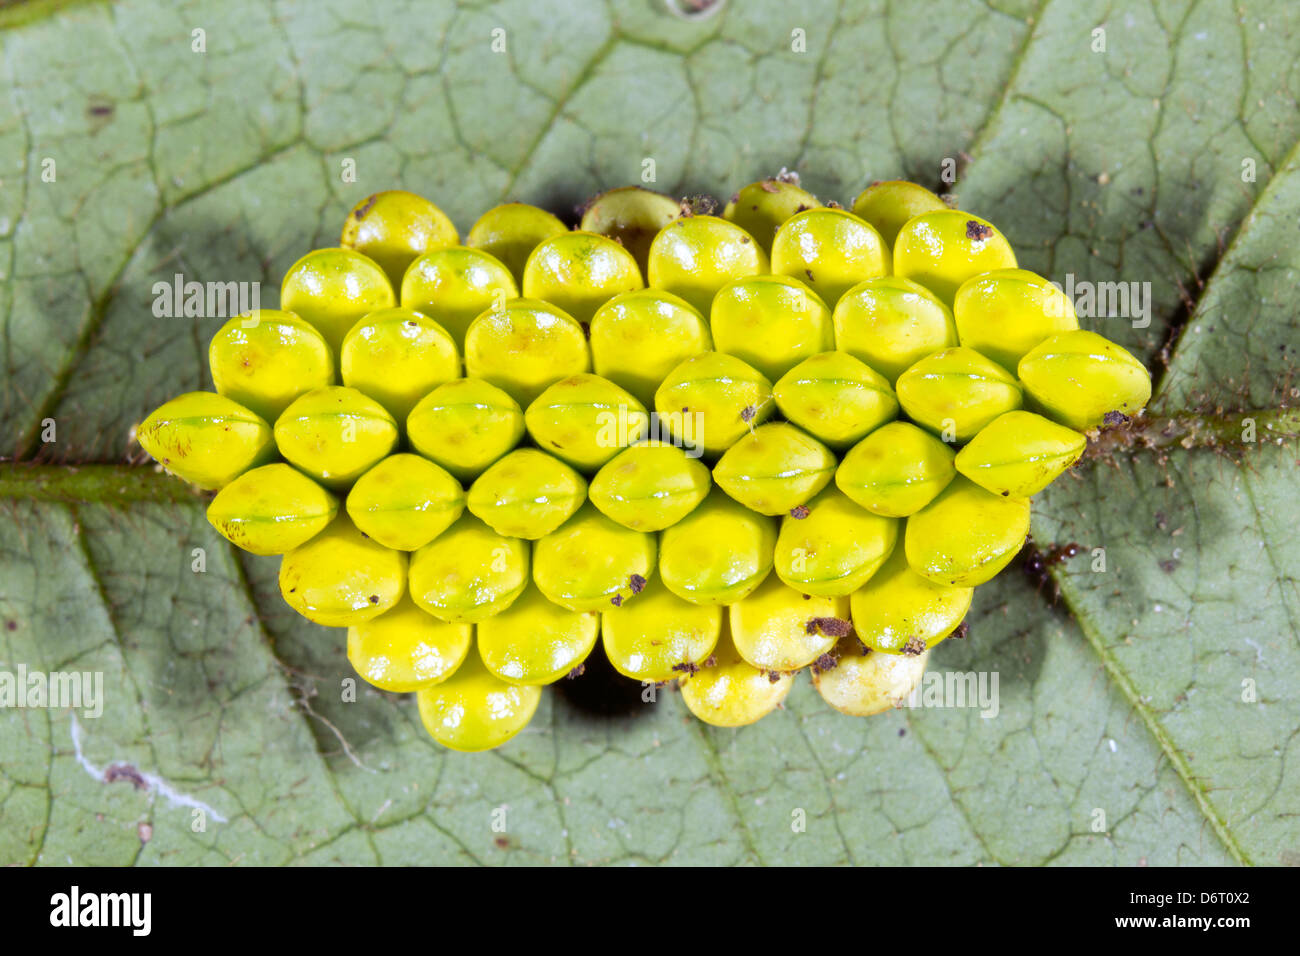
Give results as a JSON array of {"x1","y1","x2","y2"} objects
[{"x1": 2, "y1": 0, "x2": 1296, "y2": 866}]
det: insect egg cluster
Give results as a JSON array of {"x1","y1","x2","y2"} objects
[{"x1": 138, "y1": 179, "x2": 1151, "y2": 751}]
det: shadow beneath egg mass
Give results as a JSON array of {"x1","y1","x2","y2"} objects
[{"x1": 552, "y1": 642, "x2": 650, "y2": 722}]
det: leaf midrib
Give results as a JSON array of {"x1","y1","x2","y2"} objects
[{"x1": 6, "y1": 401, "x2": 1291, "y2": 506}]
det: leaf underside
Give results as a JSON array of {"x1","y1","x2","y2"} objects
[{"x1": 1, "y1": 0, "x2": 1297, "y2": 866}]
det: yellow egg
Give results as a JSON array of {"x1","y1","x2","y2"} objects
[
  {"x1": 339, "y1": 307, "x2": 459, "y2": 424},
  {"x1": 812, "y1": 637, "x2": 930, "y2": 716},
  {"x1": 835, "y1": 421, "x2": 955, "y2": 517},
  {"x1": 522, "y1": 230, "x2": 645, "y2": 325},
  {"x1": 658, "y1": 488, "x2": 776, "y2": 605},
  {"x1": 346, "y1": 594, "x2": 471, "y2": 692},
  {"x1": 953, "y1": 268, "x2": 1078, "y2": 372},
  {"x1": 954, "y1": 410, "x2": 1087, "y2": 497},
  {"x1": 904, "y1": 475, "x2": 1031, "y2": 587},
  {"x1": 647, "y1": 215, "x2": 767, "y2": 315},
  {"x1": 601, "y1": 575, "x2": 721, "y2": 683},
  {"x1": 849, "y1": 547, "x2": 971, "y2": 654},
  {"x1": 850, "y1": 179, "x2": 948, "y2": 247},
  {"x1": 345, "y1": 453, "x2": 465, "y2": 551},
  {"x1": 416, "y1": 648, "x2": 542, "y2": 752},
  {"x1": 340, "y1": 190, "x2": 459, "y2": 290},
  {"x1": 273, "y1": 386, "x2": 399, "y2": 488},
  {"x1": 723, "y1": 177, "x2": 821, "y2": 252},
  {"x1": 832, "y1": 276, "x2": 958, "y2": 384},
  {"x1": 137, "y1": 391, "x2": 274, "y2": 490},
  {"x1": 278, "y1": 513, "x2": 407, "y2": 627},
  {"x1": 654, "y1": 351, "x2": 773, "y2": 457},
  {"x1": 713, "y1": 422, "x2": 836, "y2": 516},
  {"x1": 280, "y1": 247, "x2": 396, "y2": 357},
  {"x1": 579, "y1": 185, "x2": 682, "y2": 274},
  {"x1": 466, "y1": 448, "x2": 586, "y2": 539},
  {"x1": 1017, "y1": 330, "x2": 1152, "y2": 429},
  {"x1": 588, "y1": 440, "x2": 711, "y2": 532},
  {"x1": 895, "y1": 346, "x2": 1023, "y2": 442},
  {"x1": 405, "y1": 378, "x2": 524, "y2": 482},
  {"x1": 728, "y1": 573, "x2": 848, "y2": 672},
  {"x1": 532, "y1": 503, "x2": 657, "y2": 611},
  {"x1": 770, "y1": 207, "x2": 890, "y2": 307},
  {"x1": 463, "y1": 298, "x2": 591, "y2": 406},
  {"x1": 893, "y1": 210, "x2": 1017, "y2": 304},
  {"x1": 476, "y1": 583, "x2": 599, "y2": 685},
  {"x1": 678, "y1": 621, "x2": 793, "y2": 728},
  {"x1": 774, "y1": 486, "x2": 898, "y2": 596},
  {"x1": 408, "y1": 513, "x2": 529, "y2": 623},
  {"x1": 524, "y1": 373, "x2": 650, "y2": 473},
  {"x1": 464, "y1": 202, "x2": 568, "y2": 285},
  {"x1": 207, "y1": 463, "x2": 338, "y2": 555},
  {"x1": 772, "y1": 350, "x2": 898, "y2": 449},
  {"x1": 208, "y1": 309, "x2": 333, "y2": 423},
  {"x1": 399, "y1": 246, "x2": 518, "y2": 348},
  {"x1": 589, "y1": 289, "x2": 712, "y2": 408},
  {"x1": 709, "y1": 274, "x2": 833, "y2": 381}
]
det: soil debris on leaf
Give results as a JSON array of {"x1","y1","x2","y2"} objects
[
  {"x1": 1021, "y1": 540, "x2": 1083, "y2": 598},
  {"x1": 104, "y1": 764, "x2": 148, "y2": 791}
]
